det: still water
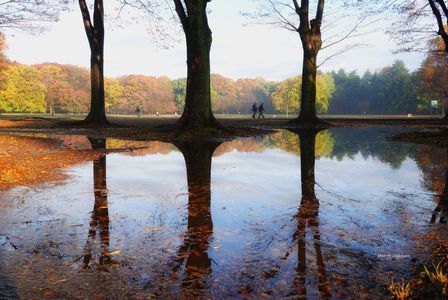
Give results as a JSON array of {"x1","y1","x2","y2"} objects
[{"x1": 0, "y1": 128, "x2": 446, "y2": 299}]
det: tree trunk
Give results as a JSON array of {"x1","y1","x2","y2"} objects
[
  {"x1": 298, "y1": 48, "x2": 319, "y2": 123},
  {"x1": 79, "y1": 0, "x2": 108, "y2": 125},
  {"x1": 175, "y1": 1, "x2": 222, "y2": 131},
  {"x1": 85, "y1": 49, "x2": 107, "y2": 124},
  {"x1": 292, "y1": 18, "x2": 323, "y2": 124}
]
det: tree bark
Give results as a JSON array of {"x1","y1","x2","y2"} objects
[
  {"x1": 291, "y1": 0, "x2": 324, "y2": 124},
  {"x1": 79, "y1": 0, "x2": 108, "y2": 125},
  {"x1": 298, "y1": 47, "x2": 319, "y2": 123},
  {"x1": 174, "y1": 0, "x2": 222, "y2": 131},
  {"x1": 429, "y1": 0, "x2": 448, "y2": 55}
]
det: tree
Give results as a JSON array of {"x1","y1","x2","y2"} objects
[
  {"x1": 0, "y1": 64, "x2": 46, "y2": 113},
  {"x1": 272, "y1": 74, "x2": 334, "y2": 115},
  {"x1": 0, "y1": 0, "x2": 67, "y2": 32},
  {"x1": 119, "y1": 75, "x2": 177, "y2": 114},
  {"x1": 352, "y1": 1, "x2": 448, "y2": 53},
  {"x1": 79, "y1": 0, "x2": 108, "y2": 124},
  {"x1": 172, "y1": 0, "x2": 222, "y2": 130},
  {"x1": 272, "y1": 76, "x2": 301, "y2": 116},
  {"x1": 34, "y1": 63, "x2": 90, "y2": 113},
  {"x1": 415, "y1": 38, "x2": 448, "y2": 117},
  {"x1": 171, "y1": 78, "x2": 187, "y2": 114},
  {"x1": 249, "y1": 1, "x2": 368, "y2": 123},
  {"x1": 104, "y1": 78, "x2": 124, "y2": 113},
  {"x1": 36, "y1": 64, "x2": 72, "y2": 114},
  {"x1": 211, "y1": 74, "x2": 237, "y2": 114},
  {"x1": 428, "y1": 0, "x2": 448, "y2": 53},
  {"x1": 118, "y1": 0, "x2": 221, "y2": 130},
  {"x1": 374, "y1": 60, "x2": 418, "y2": 114}
]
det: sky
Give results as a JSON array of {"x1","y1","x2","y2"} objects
[{"x1": 5, "y1": 0, "x2": 426, "y2": 81}]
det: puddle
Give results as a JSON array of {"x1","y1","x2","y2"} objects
[{"x1": 0, "y1": 127, "x2": 446, "y2": 298}]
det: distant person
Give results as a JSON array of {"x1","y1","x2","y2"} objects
[
  {"x1": 258, "y1": 103, "x2": 265, "y2": 118},
  {"x1": 135, "y1": 105, "x2": 141, "y2": 118},
  {"x1": 251, "y1": 103, "x2": 257, "y2": 118}
]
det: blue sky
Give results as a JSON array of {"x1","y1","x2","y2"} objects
[{"x1": 5, "y1": 0, "x2": 425, "y2": 81}]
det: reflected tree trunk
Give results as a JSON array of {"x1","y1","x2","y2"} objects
[
  {"x1": 431, "y1": 147, "x2": 448, "y2": 223},
  {"x1": 83, "y1": 137, "x2": 111, "y2": 268},
  {"x1": 291, "y1": 129, "x2": 330, "y2": 298},
  {"x1": 0, "y1": 257, "x2": 18, "y2": 300},
  {"x1": 172, "y1": 140, "x2": 221, "y2": 295}
]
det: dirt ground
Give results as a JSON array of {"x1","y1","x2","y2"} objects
[
  {"x1": 1, "y1": 113, "x2": 447, "y2": 143},
  {"x1": 0, "y1": 114, "x2": 447, "y2": 129}
]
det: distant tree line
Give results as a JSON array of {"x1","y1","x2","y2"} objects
[{"x1": 0, "y1": 33, "x2": 445, "y2": 116}]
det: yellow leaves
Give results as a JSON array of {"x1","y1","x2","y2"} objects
[{"x1": 109, "y1": 250, "x2": 121, "y2": 255}]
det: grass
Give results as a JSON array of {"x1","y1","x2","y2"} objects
[
  {"x1": 388, "y1": 279, "x2": 412, "y2": 300},
  {"x1": 424, "y1": 260, "x2": 448, "y2": 295}
]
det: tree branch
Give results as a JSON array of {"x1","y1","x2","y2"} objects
[
  {"x1": 315, "y1": 0, "x2": 324, "y2": 24},
  {"x1": 93, "y1": 0, "x2": 104, "y2": 36},
  {"x1": 429, "y1": 0, "x2": 448, "y2": 51},
  {"x1": 79, "y1": 0, "x2": 94, "y2": 48},
  {"x1": 173, "y1": 0, "x2": 188, "y2": 31},
  {"x1": 435, "y1": 0, "x2": 448, "y2": 21},
  {"x1": 298, "y1": 0, "x2": 309, "y2": 31}
]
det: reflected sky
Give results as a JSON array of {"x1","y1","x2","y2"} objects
[{"x1": 0, "y1": 127, "x2": 446, "y2": 298}]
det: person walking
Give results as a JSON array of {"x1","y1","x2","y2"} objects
[
  {"x1": 258, "y1": 103, "x2": 265, "y2": 118},
  {"x1": 251, "y1": 102, "x2": 257, "y2": 118}
]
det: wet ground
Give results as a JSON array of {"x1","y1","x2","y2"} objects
[{"x1": 0, "y1": 127, "x2": 447, "y2": 299}]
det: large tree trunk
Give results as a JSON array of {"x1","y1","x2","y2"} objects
[
  {"x1": 298, "y1": 48, "x2": 319, "y2": 123},
  {"x1": 79, "y1": 0, "x2": 108, "y2": 125},
  {"x1": 85, "y1": 47, "x2": 107, "y2": 124},
  {"x1": 290, "y1": 0, "x2": 324, "y2": 124},
  {"x1": 174, "y1": 0, "x2": 222, "y2": 131}
]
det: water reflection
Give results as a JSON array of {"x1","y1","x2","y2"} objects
[
  {"x1": 431, "y1": 148, "x2": 448, "y2": 224},
  {"x1": 292, "y1": 129, "x2": 330, "y2": 298},
  {"x1": 82, "y1": 137, "x2": 111, "y2": 269},
  {"x1": 1, "y1": 128, "x2": 447, "y2": 298},
  {"x1": 173, "y1": 140, "x2": 221, "y2": 296}
]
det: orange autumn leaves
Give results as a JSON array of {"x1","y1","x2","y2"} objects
[{"x1": 0, "y1": 134, "x2": 103, "y2": 191}]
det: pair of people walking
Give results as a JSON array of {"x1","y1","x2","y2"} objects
[{"x1": 251, "y1": 102, "x2": 265, "y2": 118}]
